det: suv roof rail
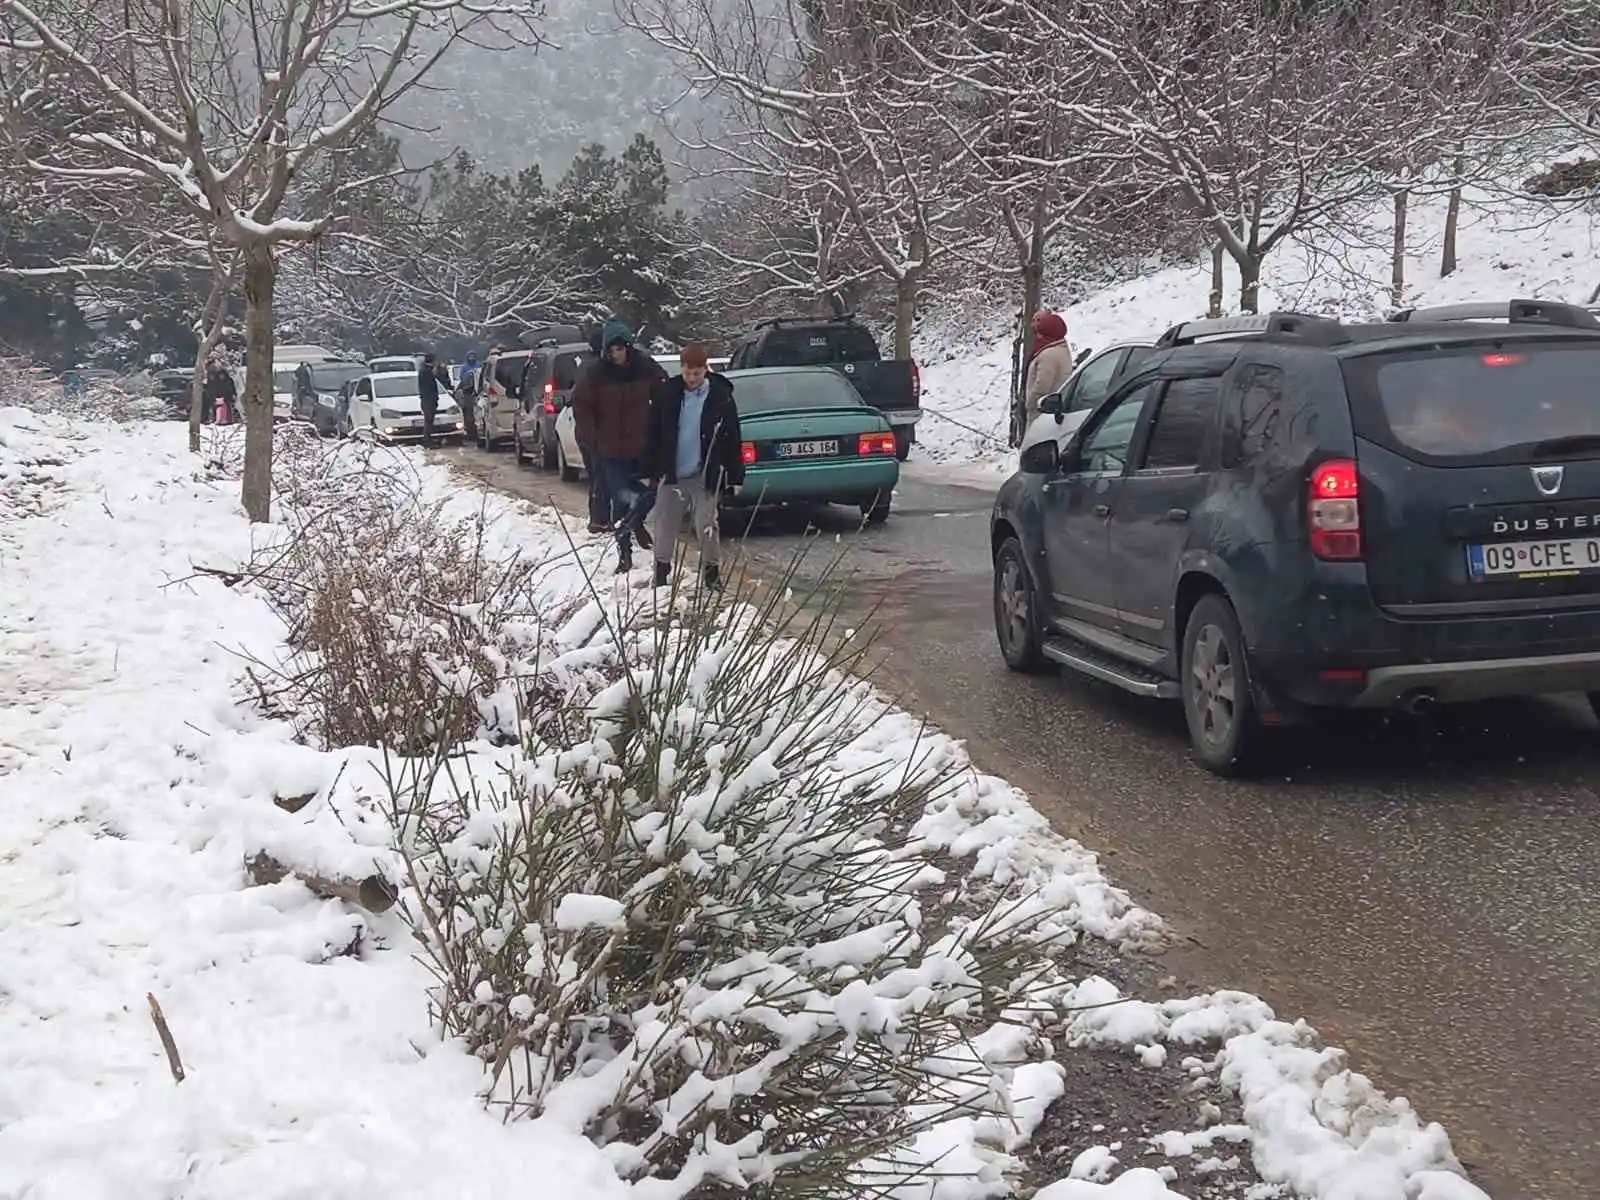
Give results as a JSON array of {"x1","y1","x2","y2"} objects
[
  {"x1": 1155, "y1": 311, "x2": 1348, "y2": 348},
  {"x1": 1386, "y1": 299, "x2": 1600, "y2": 329},
  {"x1": 752, "y1": 312, "x2": 859, "y2": 331}
]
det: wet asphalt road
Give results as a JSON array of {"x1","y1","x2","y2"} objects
[{"x1": 443, "y1": 444, "x2": 1599, "y2": 1199}]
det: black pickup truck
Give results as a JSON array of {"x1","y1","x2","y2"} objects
[{"x1": 727, "y1": 315, "x2": 921, "y2": 459}]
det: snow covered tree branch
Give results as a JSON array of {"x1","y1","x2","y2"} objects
[{"x1": 0, "y1": 0, "x2": 540, "y2": 519}]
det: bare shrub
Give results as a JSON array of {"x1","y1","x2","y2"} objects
[
  {"x1": 383, "y1": 576, "x2": 1078, "y2": 1195},
  {"x1": 238, "y1": 442, "x2": 580, "y2": 751}
]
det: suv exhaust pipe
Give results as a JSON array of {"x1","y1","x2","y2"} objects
[{"x1": 1399, "y1": 690, "x2": 1438, "y2": 716}]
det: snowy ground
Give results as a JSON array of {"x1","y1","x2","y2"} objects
[
  {"x1": 0, "y1": 408, "x2": 1491, "y2": 1199},
  {"x1": 912, "y1": 184, "x2": 1600, "y2": 477}
]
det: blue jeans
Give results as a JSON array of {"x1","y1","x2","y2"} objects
[{"x1": 601, "y1": 458, "x2": 655, "y2": 553}]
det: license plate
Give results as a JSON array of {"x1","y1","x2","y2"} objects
[
  {"x1": 774, "y1": 439, "x2": 838, "y2": 459},
  {"x1": 1467, "y1": 537, "x2": 1600, "y2": 580}
]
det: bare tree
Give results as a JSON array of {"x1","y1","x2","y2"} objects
[
  {"x1": 0, "y1": 0, "x2": 538, "y2": 521},
  {"x1": 187, "y1": 241, "x2": 240, "y2": 452},
  {"x1": 617, "y1": 0, "x2": 982, "y2": 357},
  {"x1": 998, "y1": 0, "x2": 1470, "y2": 313}
]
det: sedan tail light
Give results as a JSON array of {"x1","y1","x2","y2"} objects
[
  {"x1": 858, "y1": 432, "x2": 897, "y2": 456},
  {"x1": 740, "y1": 441, "x2": 757, "y2": 465}
]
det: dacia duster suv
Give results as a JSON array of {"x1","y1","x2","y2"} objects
[{"x1": 991, "y1": 299, "x2": 1600, "y2": 774}]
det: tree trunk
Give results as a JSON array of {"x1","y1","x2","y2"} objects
[
  {"x1": 1391, "y1": 187, "x2": 1409, "y2": 309},
  {"x1": 1237, "y1": 254, "x2": 1262, "y2": 315},
  {"x1": 1012, "y1": 254, "x2": 1045, "y2": 447},
  {"x1": 240, "y1": 243, "x2": 277, "y2": 523},
  {"x1": 893, "y1": 274, "x2": 915, "y2": 361},
  {"x1": 1441, "y1": 158, "x2": 1463, "y2": 278},
  {"x1": 1208, "y1": 243, "x2": 1225, "y2": 318},
  {"x1": 190, "y1": 265, "x2": 234, "y2": 452}
]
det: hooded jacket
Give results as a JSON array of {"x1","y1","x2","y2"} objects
[
  {"x1": 1024, "y1": 311, "x2": 1074, "y2": 421},
  {"x1": 570, "y1": 322, "x2": 665, "y2": 458}
]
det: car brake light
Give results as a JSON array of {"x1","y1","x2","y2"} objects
[
  {"x1": 858, "y1": 432, "x2": 897, "y2": 456},
  {"x1": 910, "y1": 359, "x2": 921, "y2": 403},
  {"x1": 1309, "y1": 459, "x2": 1361, "y2": 560},
  {"x1": 542, "y1": 381, "x2": 557, "y2": 414},
  {"x1": 1481, "y1": 352, "x2": 1523, "y2": 367},
  {"x1": 740, "y1": 441, "x2": 757, "y2": 465}
]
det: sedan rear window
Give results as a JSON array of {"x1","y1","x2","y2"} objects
[
  {"x1": 731, "y1": 370, "x2": 865, "y2": 415},
  {"x1": 1353, "y1": 343, "x2": 1600, "y2": 462}
]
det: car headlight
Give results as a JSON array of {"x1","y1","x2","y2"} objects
[
  {"x1": 440, "y1": 403, "x2": 458, "y2": 415},
  {"x1": 318, "y1": 392, "x2": 337, "y2": 406},
  {"x1": 379, "y1": 408, "x2": 402, "y2": 420}
]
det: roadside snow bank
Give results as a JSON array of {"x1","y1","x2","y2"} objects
[{"x1": 0, "y1": 414, "x2": 627, "y2": 1199}]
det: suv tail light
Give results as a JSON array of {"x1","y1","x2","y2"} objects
[
  {"x1": 910, "y1": 360, "x2": 921, "y2": 403},
  {"x1": 858, "y1": 432, "x2": 897, "y2": 456},
  {"x1": 740, "y1": 441, "x2": 757, "y2": 465},
  {"x1": 543, "y1": 380, "x2": 556, "y2": 414},
  {"x1": 1309, "y1": 459, "x2": 1361, "y2": 560}
]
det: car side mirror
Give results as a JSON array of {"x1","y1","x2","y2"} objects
[
  {"x1": 1019, "y1": 439, "x2": 1058, "y2": 475},
  {"x1": 1039, "y1": 391, "x2": 1064, "y2": 417},
  {"x1": 1074, "y1": 347, "x2": 1093, "y2": 365}
]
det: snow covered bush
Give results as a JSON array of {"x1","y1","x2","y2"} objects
[
  {"x1": 239, "y1": 441, "x2": 573, "y2": 750},
  {"x1": 224, "y1": 437, "x2": 1082, "y2": 1196},
  {"x1": 387, "y1": 582, "x2": 1082, "y2": 1196}
]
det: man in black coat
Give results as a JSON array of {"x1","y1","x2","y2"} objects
[
  {"x1": 643, "y1": 343, "x2": 742, "y2": 590},
  {"x1": 416, "y1": 353, "x2": 451, "y2": 447}
]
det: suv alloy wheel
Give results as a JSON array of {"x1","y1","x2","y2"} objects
[
  {"x1": 993, "y1": 538, "x2": 1047, "y2": 672},
  {"x1": 1181, "y1": 593, "x2": 1263, "y2": 775}
]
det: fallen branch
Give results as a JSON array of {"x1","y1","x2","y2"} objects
[
  {"x1": 147, "y1": 993, "x2": 186, "y2": 1083},
  {"x1": 246, "y1": 851, "x2": 399, "y2": 912}
]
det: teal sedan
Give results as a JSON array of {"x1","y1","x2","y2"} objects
[{"x1": 724, "y1": 366, "x2": 900, "y2": 524}]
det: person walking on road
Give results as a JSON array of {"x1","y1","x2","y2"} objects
[
  {"x1": 570, "y1": 321, "x2": 663, "y2": 572},
  {"x1": 644, "y1": 343, "x2": 742, "y2": 592},
  {"x1": 454, "y1": 354, "x2": 480, "y2": 443},
  {"x1": 1023, "y1": 310, "x2": 1075, "y2": 428},
  {"x1": 417, "y1": 353, "x2": 451, "y2": 447}
]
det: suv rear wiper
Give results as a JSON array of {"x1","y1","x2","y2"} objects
[{"x1": 1528, "y1": 434, "x2": 1600, "y2": 460}]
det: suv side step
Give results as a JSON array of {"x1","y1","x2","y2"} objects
[{"x1": 1042, "y1": 637, "x2": 1180, "y2": 699}]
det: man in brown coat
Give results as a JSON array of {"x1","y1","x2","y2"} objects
[{"x1": 570, "y1": 320, "x2": 665, "y2": 572}]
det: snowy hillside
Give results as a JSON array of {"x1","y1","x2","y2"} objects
[{"x1": 913, "y1": 185, "x2": 1600, "y2": 477}]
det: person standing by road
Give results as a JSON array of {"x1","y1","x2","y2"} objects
[
  {"x1": 203, "y1": 359, "x2": 237, "y2": 425},
  {"x1": 644, "y1": 343, "x2": 742, "y2": 592},
  {"x1": 1023, "y1": 310, "x2": 1075, "y2": 428},
  {"x1": 570, "y1": 321, "x2": 663, "y2": 572},
  {"x1": 417, "y1": 353, "x2": 451, "y2": 447}
]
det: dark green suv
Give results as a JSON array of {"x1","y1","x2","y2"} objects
[{"x1": 991, "y1": 300, "x2": 1600, "y2": 774}]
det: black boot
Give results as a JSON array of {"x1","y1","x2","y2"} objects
[
  {"x1": 653, "y1": 561, "x2": 671, "y2": 588},
  {"x1": 615, "y1": 547, "x2": 632, "y2": 576},
  {"x1": 702, "y1": 563, "x2": 722, "y2": 592}
]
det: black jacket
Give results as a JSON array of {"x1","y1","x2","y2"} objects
[
  {"x1": 417, "y1": 364, "x2": 448, "y2": 407},
  {"x1": 645, "y1": 373, "x2": 744, "y2": 489}
]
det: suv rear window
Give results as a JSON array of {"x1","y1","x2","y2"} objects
[
  {"x1": 759, "y1": 325, "x2": 879, "y2": 366},
  {"x1": 551, "y1": 349, "x2": 593, "y2": 390},
  {"x1": 1352, "y1": 343, "x2": 1600, "y2": 463}
]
